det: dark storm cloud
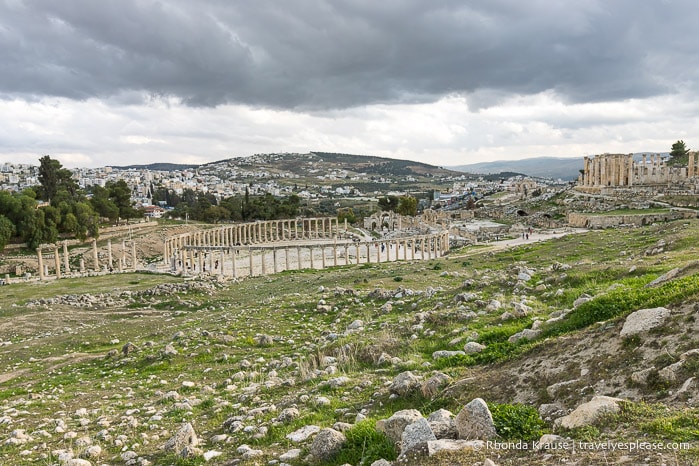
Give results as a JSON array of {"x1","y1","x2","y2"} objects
[{"x1": 1, "y1": 0, "x2": 697, "y2": 109}]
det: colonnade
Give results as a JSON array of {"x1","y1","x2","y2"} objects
[
  {"x1": 580, "y1": 152, "x2": 699, "y2": 187},
  {"x1": 163, "y1": 217, "x2": 343, "y2": 263},
  {"x1": 167, "y1": 231, "x2": 450, "y2": 279},
  {"x1": 35, "y1": 238, "x2": 138, "y2": 281}
]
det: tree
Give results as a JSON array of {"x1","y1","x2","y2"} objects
[
  {"x1": 106, "y1": 180, "x2": 138, "y2": 219},
  {"x1": 337, "y1": 208, "x2": 357, "y2": 225},
  {"x1": 90, "y1": 185, "x2": 119, "y2": 222},
  {"x1": 396, "y1": 196, "x2": 418, "y2": 216},
  {"x1": 37, "y1": 155, "x2": 78, "y2": 202},
  {"x1": 0, "y1": 215, "x2": 15, "y2": 252},
  {"x1": 378, "y1": 195, "x2": 399, "y2": 212},
  {"x1": 669, "y1": 140, "x2": 690, "y2": 165}
]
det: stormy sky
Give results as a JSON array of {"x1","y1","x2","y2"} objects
[{"x1": 1, "y1": 0, "x2": 698, "y2": 168}]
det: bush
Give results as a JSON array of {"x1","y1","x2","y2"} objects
[
  {"x1": 488, "y1": 403, "x2": 548, "y2": 441},
  {"x1": 332, "y1": 419, "x2": 397, "y2": 465}
]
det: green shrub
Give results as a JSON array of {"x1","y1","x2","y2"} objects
[
  {"x1": 332, "y1": 419, "x2": 397, "y2": 465},
  {"x1": 488, "y1": 403, "x2": 548, "y2": 441}
]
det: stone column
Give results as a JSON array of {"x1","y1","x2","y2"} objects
[
  {"x1": 309, "y1": 246, "x2": 315, "y2": 269},
  {"x1": 63, "y1": 241, "x2": 70, "y2": 274},
  {"x1": 273, "y1": 247, "x2": 278, "y2": 274},
  {"x1": 248, "y1": 247, "x2": 254, "y2": 276},
  {"x1": 231, "y1": 248, "x2": 237, "y2": 278},
  {"x1": 54, "y1": 246, "x2": 61, "y2": 279},
  {"x1": 321, "y1": 246, "x2": 326, "y2": 269},
  {"x1": 132, "y1": 242, "x2": 137, "y2": 271},
  {"x1": 344, "y1": 244, "x2": 349, "y2": 265},
  {"x1": 296, "y1": 246, "x2": 301, "y2": 269},
  {"x1": 333, "y1": 240, "x2": 338, "y2": 267},
  {"x1": 80, "y1": 258, "x2": 85, "y2": 274},
  {"x1": 403, "y1": 239, "x2": 408, "y2": 260},
  {"x1": 285, "y1": 246, "x2": 290, "y2": 271},
  {"x1": 107, "y1": 239, "x2": 113, "y2": 270},
  {"x1": 37, "y1": 248, "x2": 44, "y2": 280},
  {"x1": 261, "y1": 249, "x2": 267, "y2": 275},
  {"x1": 366, "y1": 243, "x2": 371, "y2": 263},
  {"x1": 92, "y1": 239, "x2": 99, "y2": 272}
]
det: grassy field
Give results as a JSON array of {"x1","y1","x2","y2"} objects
[{"x1": 1, "y1": 220, "x2": 698, "y2": 465}]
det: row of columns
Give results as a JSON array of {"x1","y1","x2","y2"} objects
[
  {"x1": 35, "y1": 239, "x2": 138, "y2": 281},
  {"x1": 581, "y1": 154, "x2": 634, "y2": 187},
  {"x1": 163, "y1": 217, "x2": 344, "y2": 264},
  {"x1": 581, "y1": 153, "x2": 699, "y2": 188},
  {"x1": 170, "y1": 232, "x2": 450, "y2": 279}
]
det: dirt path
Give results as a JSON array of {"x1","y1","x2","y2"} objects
[{"x1": 451, "y1": 228, "x2": 588, "y2": 258}]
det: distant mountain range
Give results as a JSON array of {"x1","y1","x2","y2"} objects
[
  {"x1": 112, "y1": 152, "x2": 671, "y2": 182},
  {"x1": 449, "y1": 157, "x2": 584, "y2": 180}
]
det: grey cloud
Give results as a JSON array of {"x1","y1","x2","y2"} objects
[{"x1": 1, "y1": 0, "x2": 697, "y2": 109}]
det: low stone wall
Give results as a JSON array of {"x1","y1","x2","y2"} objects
[{"x1": 567, "y1": 210, "x2": 694, "y2": 228}]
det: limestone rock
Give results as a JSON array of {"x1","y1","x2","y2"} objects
[
  {"x1": 400, "y1": 418, "x2": 436, "y2": 455},
  {"x1": 508, "y1": 328, "x2": 541, "y2": 344},
  {"x1": 620, "y1": 307, "x2": 670, "y2": 337},
  {"x1": 309, "y1": 428, "x2": 346, "y2": 462},
  {"x1": 163, "y1": 422, "x2": 199, "y2": 455},
  {"x1": 554, "y1": 396, "x2": 624, "y2": 430},
  {"x1": 389, "y1": 371, "x2": 421, "y2": 396},
  {"x1": 277, "y1": 407, "x2": 300, "y2": 423},
  {"x1": 427, "y1": 409, "x2": 457, "y2": 439},
  {"x1": 286, "y1": 425, "x2": 320, "y2": 443},
  {"x1": 279, "y1": 448, "x2": 302, "y2": 461},
  {"x1": 454, "y1": 398, "x2": 497, "y2": 440},
  {"x1": 376, "y1": 409, "x2": 423, "y2": 445},
  {"x1": 426, "y1": 439, "x2": 484, "y2": 456},
  {"x1": 370, "y1": 459, "x2": 394, "y2": 466},
  {"x1": 421, "y1": 372, "x2": 452, "y2": 398},
  {"x1": 573, "y1": 294, "x2": 592, "y2": 308},
  {"x1": 432, "y1": 350, "x2": 465, "y2": 360},
  {"x1": 463, "y1": 342, "x2": 486, "y2": 354}
]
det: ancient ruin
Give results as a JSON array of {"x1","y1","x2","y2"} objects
[
  {"x1": 577, "y1": 152, "x2": 699, "y2": 193},
  {"x1": 163, "y1": 216, "x2": 449, "y2": 278}
]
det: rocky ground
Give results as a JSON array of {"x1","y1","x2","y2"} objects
[{"x1": 1, "y1": 220, "x2": 698, "y2": 465}]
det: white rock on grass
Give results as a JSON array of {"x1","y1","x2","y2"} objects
[
  {"x1": 554, "y1": 396, "x2": 624, "y2": 430},
  {"x1": 427, "y1": 439, "x2": 484, "y2": 456},
  {"x1": 279, "y1": 448, "x2": 302, "y2": 461},
  {"x1": 389, "y1": 371, "x2": 421, "y2": 396},
  {"x1": 432, "y1": 350, "x2": 465, "y2": 360},
  {"x1": 427, "y1": 409, "x2": 457, "y2": 439},
  {"x1": 309, "y1": 428, "x2": 346, "y2": 462},
  {"x1": 463, "y1": 342, "x2": 486, "y2": 354},
  {"x1": 620, "y1": 307, "x2": 670, "y2": 337},
  {"x1": 376, "y1": 409, "x2": 423, "y2": 445},
  {"x1": 286, "y1": 425, "x2": 320, "y2": 443},
  {"x1": 454, "y1": 398, "x2": 497, "y2": 440},
  {"x1": 400, "y1": 418, "x2": 436, "y2": 455}
]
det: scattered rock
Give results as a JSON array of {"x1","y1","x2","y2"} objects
[
  {"x1": 309, "y1": 428, "x2": 347, "y2": 462},
  {"x1": 432, "y1": 350, "x2": 465, "y2": 360},
  {"x1": 163, "y1": 422, "x2": 200, "y2": 457},
  {"x1": 286, "y1": 425, "x2": 320, "y2": 443},
  {"x1": 426, "y1": 439, "x2": 484, "y2": 456},
  {"x1": 427, "y1": 409, "x2": 457, "y2": 439},
  {"x1": 463, "y1": 342, "x2": 486, "y2": 354},
  {"x1": 400, "y1": 418, "x2": 436, "y2": 456},
  {"x1": 554, "y1": 396, "x2": 624, "y2": 430},
  {"x1": 421, "y1": 372, "x2": 452, "y2": 398},
  {"x1": 376, "y1": 409, "x2": 424, "y2": 445},
  {"x1": 620, "y1": 307, "x2": 670, "y2": 337},
  {"x1": 389, "y1": 371, "x2": 421, "y2": 396},
  {"x1": 454, "y1": 398, "x2": 497, "y2": 440}
]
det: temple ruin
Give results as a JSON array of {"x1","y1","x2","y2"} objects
[{"x1": 577, "y1": 152, "x2": 699, "y2": 193}]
